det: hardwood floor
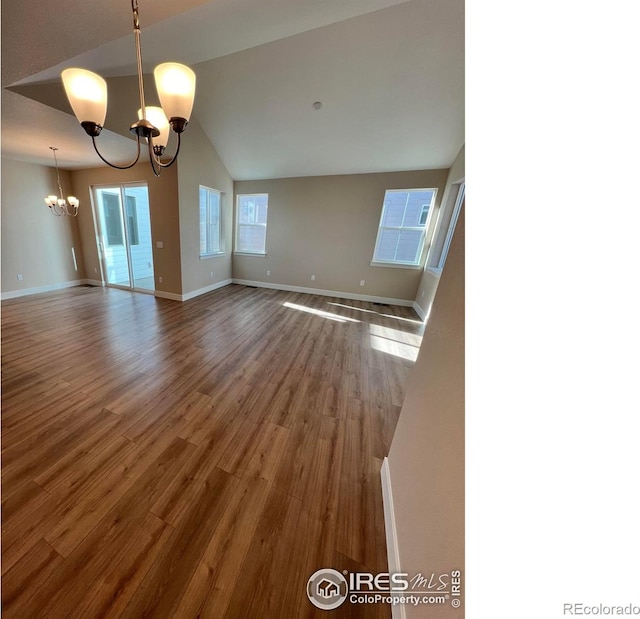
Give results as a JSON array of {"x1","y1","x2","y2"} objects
[{"x1": 1, "y1": 284, "x2": 423, "y2": 618}]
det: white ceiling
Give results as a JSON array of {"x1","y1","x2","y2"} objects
[{"x1": 1, "y1": 0, "x2": 464, "y2": 178}]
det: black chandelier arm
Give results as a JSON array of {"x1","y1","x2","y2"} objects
[
  {"x1": 91, "y1": 134, "x2": 142, "y2": 170},
  {"x1": 147, "y1": 140, "x2": 161, "y2": 177},
  {"x1": 149, "y1": 132, "x2": 182, "y2": 170}
]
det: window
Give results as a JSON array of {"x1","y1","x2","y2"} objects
[
  {"x1": 437, "y1": 182, "x2": 464, "y2": 268},
  {"x1": 235, "y1": 193, "x2": 268, "y2": 255},
  {"x1": 425, "y1": 181, "x2": 465, "y2": 272},
  {"x1": 372, "y1": 189, "x2": 437, "y2": 267},
  {"x1": 199, "y1": 186, "x2": 222, "y2": 257}
]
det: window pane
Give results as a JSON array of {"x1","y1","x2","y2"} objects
[
  {"x1": 373, "y1": 188, "x2": 436, "y2": 266},
  {"x1": 238, "y1": 224, "x2": 266, "y2": 253},
  {"x1": 236, "y1": 194, "x2": 268, "y2": 253},
  {"x1": 199, "y1": 186, "x2": 221, "y2": 256},
  {"x1": 396, "y1": 229, "x2": 424, "y2": 262},
  {"x1": 381, "y1": 192, "x2": 407, "y2": 227},
  {"x1": 209, "y1": 196, "x2": 220, "y2": 253},
  {"x1": 238, "y1": 196, "x2": 255, "y2": 224},
  {"x1": 375, "y1": 229, "x2": 401, "y2": 262},
  {"x1": 209, "y1": 223, "x2": 219, "y2": 252},
  {"x1": 255, "y1": 195, "x2": 268, "y2": 224}
]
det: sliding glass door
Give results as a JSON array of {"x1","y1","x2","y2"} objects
[{"x1": 93, "y1": 184, "x2": 155, "y2": 292}]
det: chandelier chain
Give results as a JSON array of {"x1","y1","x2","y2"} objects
[
  {"x1": 51, "y1": 147, "x2": 65, "y2": 200},
  {"x1": 133, "y1": 0, "x2": 146, "y2": 119}
]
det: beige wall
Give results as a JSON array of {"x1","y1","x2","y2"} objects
[
  {"x1": 70, "y1": 161, "x2": 182, "y2": 296},
  {"x1": 234, "y1": 169, "x2": 448, "y2": 301},
  {"x1": 1, "y1": 157, "x2": 85, "y2": 295},
  {"x1": 176, "y1": 119, "x2": 234, "y2": 295},
  {"x1": 387, "y1": 205, "x2": 464, "y2": 618},
  {"x1": 3, "y1": 143, "x2": 458, "y2": 306},
  {"x1": 414, "y1": 145, "x2": 465, "y2": 317}
]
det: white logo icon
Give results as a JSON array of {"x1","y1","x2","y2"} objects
[{"x1": 307, "y1": 568, "x2": 348, "y2": 610}]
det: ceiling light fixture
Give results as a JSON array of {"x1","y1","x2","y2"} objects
[
  {"x1": 61, "y1": 0, "x2": 196, "y2": 177},
  {"x1": 44, "y1": 147, "x2": 79, "y2": 216}
]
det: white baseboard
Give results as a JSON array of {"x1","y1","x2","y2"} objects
[
  {"x1": 1, "y1": 279, "x2": 87, "y2": 300},
  {"x1": 2, "y1": 277, "x2": 417, "y2": 316},
  {"x1": 412, "y1": 301, "x2": 427, "y2": 323},
  {"x1": 232, "y1": 279, "x2": 414, "y2": 307},
  {"x1": 153, "y1": 290, "x2": 183, "y2": 302},
  {"x1": 1, "y1": 278, "x2": 234, "y2": 303},
  {"x1": 181, "y1": 278, "x2": 233, "y2": 301},
  {"x1": 381, "y1": 457, "x2": 405, "y2": 619}
]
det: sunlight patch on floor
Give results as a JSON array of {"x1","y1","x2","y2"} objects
[
  {"x1": 368, "y1": 323, "x2": 422, "y2": 361},
  {"x1": 369, "y1": 324, "x2": 423, "y2": 348},
  {"x1": 369, "y1": 334, "x2": 419, "y2": 361},
  {"x1": 327, "y1": 302, "x2": 423, "y2": 325},
  {"x1": 283, "y1": 302, "x2": 360, "y2": 323}
]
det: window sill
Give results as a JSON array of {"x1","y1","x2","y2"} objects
[
  {"x1": 234, "y1": 251, "x2": 267, "y2": 258},
  {"x1": 370, "y1": 261, "x2": 422, "y2": 270},
  {"x1": 199, "y1": 252, "x2": 226, "y2": 260}
]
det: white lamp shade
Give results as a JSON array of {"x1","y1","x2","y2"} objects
[
  {"x1": 138, "y1": 106, "x2": 170, "y2": 148},
  {"x1": 61, "y1": 68, "x2": 108, "y2": 127},
  {"x1": 153, "y1": 63, "x2": 196, "y2": 122},
  {"x1": 68, "y1": 196, "x2": 79, "y2": 207},
  {"x1": 45, "y1": 195, "x2": 57, "y2": 206}
]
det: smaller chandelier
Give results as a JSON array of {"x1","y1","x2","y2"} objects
[
  {"x1": 61, "y1": 0, "x2": 196, "y2": 177},
  {"x1": 44, "y1": 147, "x2": 79, "y2": 217}
]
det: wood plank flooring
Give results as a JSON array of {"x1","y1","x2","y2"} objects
[{"x1": 1, "y1": 284, "x2": 423, "y2": 618}]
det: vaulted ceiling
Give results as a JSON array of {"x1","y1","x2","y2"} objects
[{"x1": 1, "y1": 0, "x2": 464, "y2": 179}]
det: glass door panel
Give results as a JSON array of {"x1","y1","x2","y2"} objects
[
  {"x1": 93, "y1": 183, "x2": 154, "y2": 293},
  {"x1": 95, "y1": 187, "x2": 131, "y2": 288},
  {"x1": 123, "y1": 186, "x2": 155, "y2": 291}
]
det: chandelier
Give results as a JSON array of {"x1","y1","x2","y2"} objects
[
  {"x1": 61, "y1": 0, "x2": 196, "y2": 177},
  {"x1": 44, "y1": 147, "x2": 79, "y2": 216}
]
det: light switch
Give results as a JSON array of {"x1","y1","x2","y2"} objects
[{"x1": 156, "y1": 241, "x2": 164, "y2": 248}]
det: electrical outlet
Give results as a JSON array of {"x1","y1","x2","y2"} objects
[
  {"x1": 94, "y1": 267, "x2": 98, "y2": 274},
  {"x1": 158, "y1": 276, "x2": 163, "y2": 284},
  {"x1": 360, "y1": 280, "x2": 365, "y2": 286},
  {"x1": 267, "y1": 270, "x2": 271, "y2": 276},
  {"x1": 210, "y1": 271, "x2": 214, "y2": 278},
  {"x1": 16, "y1": 274, "x2": 23, "y2": 281},
  {"x1": 311, "y1": 275, "x2": 316, "y2": 281}
]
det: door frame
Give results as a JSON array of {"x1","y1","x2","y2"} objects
[{"x1": 90, "y1": 181, "x2": 155, "y2": 294}]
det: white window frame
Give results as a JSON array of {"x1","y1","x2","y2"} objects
[
  {"x1": 199, "y1": 185, "x2": 224, "y2": 259},
  {"x1": 438, "y1": 182, "x2": 464, "y2": 269},
  {"x1": 235, "y1": 193, "x2": 268, "y2": 256},
  {"x1": 425, "y1": 180, "x2": 465, "y2": 275},
  {"x1": 371, "y1": 188, "x2": 438, "y2": 269}
]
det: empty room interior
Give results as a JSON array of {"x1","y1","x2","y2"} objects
[{"x1": 1, "y1": 0, "x2": 464, "y2": 617}]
